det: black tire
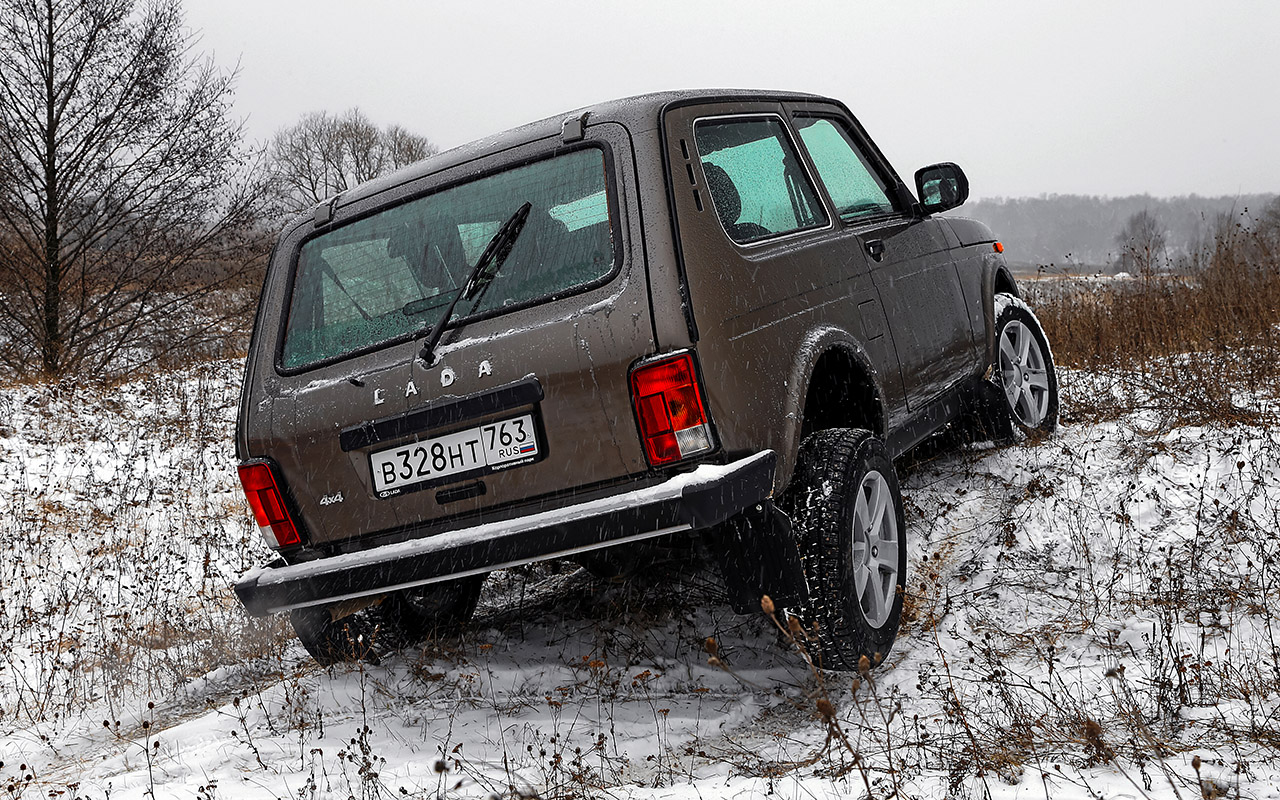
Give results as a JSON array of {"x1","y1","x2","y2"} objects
[
  {"x1": 784, "y1": 428, "x2": 907, "y2": 671},
  {"x1": 378, "y1": 574, "x2": 486, "y2": 647},
  {"x1": 289, "y1": 575, "x2": 486, "y2": 666},
  {"x1": 991, "y1": 294, "x2": 1059, "y2": 438},
  {"x1": 289, "y1": 605, "x2": 381, "y2": 667}
]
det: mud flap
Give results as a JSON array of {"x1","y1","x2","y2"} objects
[
  {"x1": 708, "y1": 503, "x2": 808, "y2": 614},
  {"x1": 963, "y1": 378, "x2": 1014, "y2": 443}
]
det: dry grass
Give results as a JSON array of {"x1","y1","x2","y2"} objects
[
  {"x1": 1027, "y1": 219, "x2": 1280, "y2": 428},
  {"x1": 4, "y1": 218, "x2": 1280, "y2": 797},
  {"x1": 0, "y1": 361, "x2": 291, "y2": 740}
]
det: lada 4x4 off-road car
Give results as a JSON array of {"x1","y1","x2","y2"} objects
[{"x1": 233, "y1": 89, "x2": 1059, "y2": 669}]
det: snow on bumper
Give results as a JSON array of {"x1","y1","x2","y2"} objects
[{"x1": 234, "y1": 451, "x2": 777, "y2": 616}]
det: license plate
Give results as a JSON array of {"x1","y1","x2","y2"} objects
[{"x1": 370, "y1": 414, "x2": 540, "y2": 496}]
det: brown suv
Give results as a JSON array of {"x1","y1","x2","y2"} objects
[{"x1": 233, "y1": 89, "x2": 1058, "y2": 670}]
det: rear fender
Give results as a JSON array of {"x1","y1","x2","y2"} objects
[{"x1": 779, "y1": 327, "x2": 885, "y2": 492}]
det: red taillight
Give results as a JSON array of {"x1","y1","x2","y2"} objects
[
  {"x1": 630, "y1": 352, "x2": 715, "y2": 467},
  {"x1": 238, "y1": 461, "x2": 301, "y2": 548}
]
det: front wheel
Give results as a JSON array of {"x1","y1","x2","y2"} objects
[
  {"x1": 993, "y1": 294, "x2": 1059, "y2": 437},
  {"x1": 785, "y1": 428, "x2": 907, "y2": 671}
]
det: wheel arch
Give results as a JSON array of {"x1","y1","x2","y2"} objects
[
  {"x1": 778, "y1": 327, "x2": 887, "y2": 493},
  {"x1": 981, "y1": 259, "x2": 1021, "y2": 368}
]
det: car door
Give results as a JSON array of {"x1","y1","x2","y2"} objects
[
  {"x1": 659, "y1": 99, "x2": 911, "y2": 476},
  {"x1": 249, "y1": 131, "x2": 659, "y2": 548},
  {"x1": 787, "y1": 106, "x2": 978, "y2": 411}
]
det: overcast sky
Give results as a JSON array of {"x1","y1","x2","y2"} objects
[{"x1": 182, "y1": 0, "x2": 1279, "y2": 200}]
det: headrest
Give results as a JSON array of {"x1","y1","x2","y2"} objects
[{"x1": 702, "y1": 162, "x2": 740, "y2": 225}]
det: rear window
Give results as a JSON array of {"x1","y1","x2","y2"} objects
[{"x1": 280, "y1": 148, "x2": 615, "y2": 371}]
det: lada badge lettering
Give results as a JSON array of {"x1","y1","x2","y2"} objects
[{"x1": 369, "y1": 363, "x2": 493, "y2": 406}]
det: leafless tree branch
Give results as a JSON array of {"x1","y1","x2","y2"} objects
[
  {"x1": 266, "y1": 107, "x2": 438, "y2": 218},
  {"x1": 0, "y1": 0, "x2": 272, "y2": 377}
]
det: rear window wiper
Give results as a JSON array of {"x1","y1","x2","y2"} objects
[
  {"x1": 417, "y1": 201, "x2": 532, "y2": 365},
  {"x1": 401, "y1": 293, "x2": 449, "y2": 317}
]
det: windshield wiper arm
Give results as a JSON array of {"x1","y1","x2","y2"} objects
[{"x1": 417, "y1": 201, "x2": 532, "y2": 365}]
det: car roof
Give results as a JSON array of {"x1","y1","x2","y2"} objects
[{"x1": 309, "y1": 88, "x2": 829, "y2": 222}]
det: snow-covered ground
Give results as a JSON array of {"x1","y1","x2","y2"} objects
[{"x1": 2, "y1": 360, "x2": 1279, "y2": 799}]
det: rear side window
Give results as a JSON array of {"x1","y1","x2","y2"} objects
[
  {"x1": 280, "y1": 149, "x2": 614, "y2": 371},
  {"x1": 694, "y1": 117, "x2": 827, "y2": 244},
  {"x1": 793, "y1": 117, "x2": 895, "y2": 220}
]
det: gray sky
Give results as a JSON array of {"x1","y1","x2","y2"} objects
[{"x1": 182, "y1": 0, "x2": 1279, "y2": 200}]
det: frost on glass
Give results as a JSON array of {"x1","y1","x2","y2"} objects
[
  {"x1": 281, "y1": 149, "x2": 614, "y2": 370},
  {"x1": 694, "y1": 117, "x2": 826, "y2": 244},
  {"x1": 794, "y1": 117, "x2": 894, "y2": 220}
]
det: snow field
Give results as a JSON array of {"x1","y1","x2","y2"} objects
[{"x1": 1, "y1": 360, "x2": 1279, "y2": 798}]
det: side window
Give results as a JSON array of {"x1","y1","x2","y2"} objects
[
  {"x1": 793, "y1": 117, "x2": 895, "y2": 220},
  {"x1": 694, "y1": 117, "x2": 827, "y2": 244}
]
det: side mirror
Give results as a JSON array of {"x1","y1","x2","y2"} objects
[{"x1": 915, "y1": 162, "x2": 969, "y2": 215}]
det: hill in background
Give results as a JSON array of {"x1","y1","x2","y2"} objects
[{"x1": 959, "y1": 193, "x2": 1276, "y2": 273}]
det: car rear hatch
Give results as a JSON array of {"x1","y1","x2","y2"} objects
[{"x1": 253, "y1": 127, "x2": 659, "y2": 550}]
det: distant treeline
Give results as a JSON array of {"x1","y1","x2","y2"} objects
[{"x1": 957, "y1": 194, "x2": 1276, "y2": 272}]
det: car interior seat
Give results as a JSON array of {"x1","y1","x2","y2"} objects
[{"x1": 702, "y1": 162, "x2": 771, "y2": 243}]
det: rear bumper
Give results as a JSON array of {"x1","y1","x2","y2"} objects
[{"x1": 234, "y1": 450, "x2": 777, "y2": 617}]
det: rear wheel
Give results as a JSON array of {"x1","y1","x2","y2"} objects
[
  {"x1": 785, "y1": 428, "x2": 906, "y2": 671},
  {"x1": 379, "y1": 574, "x2": 486, "y2": 647},
  {"x1": 289, "y1": 606, "x2": 379, "y2": 667},
  {"x1": 289, "y1": 575, "x2": 486, "y2": 666}
]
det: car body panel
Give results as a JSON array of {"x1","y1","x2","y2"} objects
[
  {"x1": 659, "y1": 99, "x2": 900, "y2": 494},
  {"x1": 241, "y1": 122, "x2": 659, "y2": 548},
  {"x1": 233, "y1": 88, "x2": 1018, "y2": 618}
]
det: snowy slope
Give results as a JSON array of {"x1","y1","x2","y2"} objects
[{"x1": 2, "y1": 361, "x2": 1279, "y2": 799}]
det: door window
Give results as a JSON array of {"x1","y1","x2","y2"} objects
[
  {"x1": 793, "y1": 117, "x2": 895, "y2": 220},
  {"x1": 694, "y1": 117, "x2": 827, "y2": 244}
]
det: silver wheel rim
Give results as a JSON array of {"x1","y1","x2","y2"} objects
[
  {"x1": 998, "y1": 319, "x2": 1051, "y2": 428},
  {"x1": 850, "y1": 469, "x2": 899, "y2": 629}
]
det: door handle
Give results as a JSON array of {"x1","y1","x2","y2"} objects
[{"x1": 865, "y1": 239, "x2": 885, "y2": 262}]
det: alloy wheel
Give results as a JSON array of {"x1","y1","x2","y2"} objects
[
  {"x1": 850, "y1": 469, "x2": 900, "y2": 629},
  {"x1": 998, "y1": 319, "x2": 1051, "y2": 428}
]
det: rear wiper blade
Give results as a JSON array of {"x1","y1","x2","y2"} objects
[
  {"x1": 417, "y1": 201, "x2": 532, "y2": 365},
  {"x1": 401, "y1": 295, "x2": 449, "y2": 317}
]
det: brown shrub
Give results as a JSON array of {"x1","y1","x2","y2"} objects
[{"x1": 1027, "y1": 219, "x2": 1280, "y2": 427}]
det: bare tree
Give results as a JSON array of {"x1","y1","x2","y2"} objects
[
  {"x1": 1254, "y1": 196, "x2": 1280, "y2": 258},
  {"x1": 1114, "y1": 209, "x2": 1168, "y2": 276},
  {"x1": 268, "y1": 108, "x2": 437, "y2": 216},
  {"x1": 0, "y1": 0, "x2": 268, "y2": 378}
]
